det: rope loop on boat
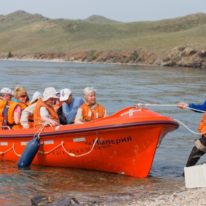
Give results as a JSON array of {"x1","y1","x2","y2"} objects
[
  {"x1": 38, "y1": 143, "x2": 62, "y2": 155},
  {"x1": 12, "y1": 144, "x2": 21, "y2": 157},
  {"x1": 0, "y1": 126, "x2": 11, "y2": 130},
  {"x1": 0, "y1": 147, "x2": 12, "y2": 155},
  {"x1": 0, "y1": 144, "x2": 21, "y2": 157},
  {"x1": 62, "y1": 138, "x2": 98, "y2": 158}
]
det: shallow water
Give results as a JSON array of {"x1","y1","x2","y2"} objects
[{"x1": 0, "y1": 60, "x2": 205, "y2": 205}]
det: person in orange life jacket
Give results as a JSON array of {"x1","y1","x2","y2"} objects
[
  {"x1": 58, "y1": 88, "x2": 84, "y2": 124},
  {"x1": 33, "y1": 87, "x2": 59, "y2": 127},
  {"x1": 0, "y1": 88, "x2": 14, "y2": 126},
  {"x1": 74, "y1": 87, "x2": 107, "y2": 124},
  {"x1": 12, "y1": 86, "x2": 30, "y2": 125},
  {"x1": 20, "y1": 91, "x2": 41, "y2": 128},
  {"x1": 0, "y1": 88, "x2": 13, "y2": 101},
  {"x1": 177, "y1": 101, "x2": 206, "y2": 167}
]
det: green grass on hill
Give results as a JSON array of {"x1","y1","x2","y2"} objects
[{"x1": 0, "y1": 11, "x2": 206, "y2": 56}]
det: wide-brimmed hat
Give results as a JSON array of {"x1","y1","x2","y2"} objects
[
  {"x1": 60, "y1": 88, "x2": 72, "y2": 101},
  {"x1": 42, "y1": 87, "x2": 58, "y2": 101},
  {"x1": 0, "y1": 87, "x2": 12, "y2": 95},
  {"x1": 30, "y1": 91, "x2": 41, "y2": 104}
]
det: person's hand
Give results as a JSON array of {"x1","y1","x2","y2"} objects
[
  {"x1": 177, "y1": 102, "x2": 188, "y2": 109},
  {"x1": 44, "y1": 119, "x2": 59, "y2": 127}
]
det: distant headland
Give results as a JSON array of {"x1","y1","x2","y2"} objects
[{"x1": 1, "y1": 10, "x2": 206, "y2": 69}]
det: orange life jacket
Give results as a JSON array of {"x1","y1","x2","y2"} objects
[
  {"x1": 7, "y1": 101, "x2": 19, "y2": 125},
  {"x1": 11, "y1": 101, "x2": 30, "y2": 130},
  {"x1": 0, "y1": 100, "x2": 19, "y2": 127},
  {"x1": 80, "y1": 103, "x2": 106, "y2": 122},
  {"x1": 33, "y1": 99, "x2": 59, "y2": 127},
  {"x1": 198, "y1": 112, "x2": 206, "y2": 135},
  {"x1": 18, "y1": 102, "x2": 29, "y2": 110},
  {"x1": 0, "y1": 99, "x2": 8, "y2": 126}
]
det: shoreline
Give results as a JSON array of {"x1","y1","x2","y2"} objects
[
  {"x1": 126, "y1": 187, "x2": 206, "y2": 206},
  {"x1": 0, "y1": 57, "x2": 156, "y2": 67},
  {"x1": 1, "y1": 46, "x2": 206, "y2": 69},
  {"x1": 30, "y1": 185, "x2": 206, "y2": 205}
]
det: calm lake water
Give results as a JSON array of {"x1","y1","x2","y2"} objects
[{"x1": 0, "y1": 60, "x2": 205, "y2": 205}]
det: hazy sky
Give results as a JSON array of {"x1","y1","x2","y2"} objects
[{"x1": 0, "y1": 0, "x2": 206, "y2": 22}]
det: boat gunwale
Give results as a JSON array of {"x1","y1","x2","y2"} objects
[{"x1": 0, "y1": 120, "x2": 179, "y2": 139}]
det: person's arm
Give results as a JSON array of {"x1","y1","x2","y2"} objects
[
  {"x1": 13, "y1": 105, "x2": 22, "y2": 124},
  {"x1": 74, "y1": 108, "x2": 83, "y2": 124},
  {"x1": 188, "y1": 101, "x2": 206, "y2": 112},
  {"x1": 20, "y1": 108, "x2": 30, "y2": 128},
  {"x1": 177, "y1": 101, "x2": 206, "y2": 112},
  {"x1": 40, "y1": 107, "x2": 59, "y2": 126},
  {"x1": 104, "y1": 108, "x2": 108, "y2": 117},
  {"x1": 20, "y1": 104, "x2": 35, "y2": 128}
]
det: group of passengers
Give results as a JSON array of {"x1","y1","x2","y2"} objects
[{"x1": 0, "y1": 86, "x2": 107, "y2": 129}]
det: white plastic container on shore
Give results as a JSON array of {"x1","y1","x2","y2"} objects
[{"x1": 184, "y1": 164, "x2": 206, "y2": 188}]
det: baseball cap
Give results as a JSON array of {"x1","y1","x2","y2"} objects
[{"x1": 60, "y1": 88, "x2": 72, "y2": 101}]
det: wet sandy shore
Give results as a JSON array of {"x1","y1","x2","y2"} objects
[{"x1": 124, "y1": 187, "x2": 206, "y2": 206}]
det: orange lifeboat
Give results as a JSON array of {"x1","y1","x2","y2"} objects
[{"x1": 0, "y1": 106, "x2": 178, "y2": 178}]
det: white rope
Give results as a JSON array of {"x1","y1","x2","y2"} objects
[
  {"x1": 135, "y1": 103, "x2": 206, "y2": 113},
  {"x1": 38, "y1": 143, "x2": 62, "y2": 155},
  {"x1": 0, "y1": 147, "x2": 12, "y2": 155},
  {"x1": 0, "y1": 126, "x2": 11, "y2": 130},
  {"x1": 0, "y1": 138, "x2": 98, "y2": 157},
  {"x1": 136, "y1": 103, "x2": 177, "y2": 107},
  {"x1": 174, "y1": 119, "x2": 201, "y2": 136},
  {"x1": 61, "y1": 138, "x2": 98, "y2": 158},
  {"x1": 33, "y1": 125, "x2": 46, "y2": 140},
  {"x1": 135, "y1": 103, "x2": 205, "y2": 136},
  {"x1": 12, "y1": 144, "x2": 21, "y2": 157}
]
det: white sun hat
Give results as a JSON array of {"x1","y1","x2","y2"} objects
[
  {"x1": 30, "y1": 91, "x2": 41, "y2": 104},
  {"x1": 0, "y1": 87, "x2": 12, "y2": 95},
  {"x1": 60, "y1": 88, "x2": 72, "y2": 101},
  {"x1": 42, "y1": 87, "x2": 58, "y2": 101}
]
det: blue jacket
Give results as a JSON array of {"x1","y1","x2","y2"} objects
[
  {"x1": 189, "y1": 101, "x2": 206, "y2": 113},
  {"x1": 62, "y1": 97, "x2": 84, "y2": 124}
]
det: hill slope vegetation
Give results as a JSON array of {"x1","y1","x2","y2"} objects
[{"x1": 1, "y1": 11, "x2": 206, "y2": 68}]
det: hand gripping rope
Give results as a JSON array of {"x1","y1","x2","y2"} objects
[{"x1": 135, "y1": 103, "x2": 204, "y2": 136}]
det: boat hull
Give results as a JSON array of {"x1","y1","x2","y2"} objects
[{"x1": 0, "y1": 107, "x2": 178, "y2": 178}]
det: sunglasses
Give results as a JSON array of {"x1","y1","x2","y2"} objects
[{"x1": 20, "y1": 95, "x2": 27, "y2": 98}]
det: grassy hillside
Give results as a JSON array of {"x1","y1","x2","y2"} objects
[{"x1": 0, "y1": 11, "x2": 206, "y2": 56}]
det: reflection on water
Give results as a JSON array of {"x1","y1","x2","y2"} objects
[
  {"x1": 0, "y1": 60, "x2": 205, "y2": 205},
  {"x1": 0, "y1": 162, "x2": 183, "y2": 206}
]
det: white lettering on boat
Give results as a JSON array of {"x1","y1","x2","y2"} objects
[
  {"x1": 73, "y1": 137, "x2": 86, "y2": 142},
  {"x1": 0, "y1": 142, "x2": 8, "y2": 146},
  {"x1": 96, "y1": 136, "x2": 132, "y2": 145}
]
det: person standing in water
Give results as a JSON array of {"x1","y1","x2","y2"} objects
[{"x1": 177, "y1": 101, "x2": 206, "y2": 167}]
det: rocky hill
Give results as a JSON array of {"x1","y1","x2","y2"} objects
[{"x1": 1, "y1": 11, "x2": 206, "y2": 68}]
